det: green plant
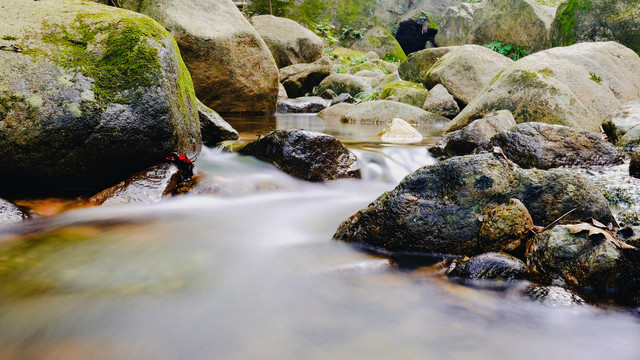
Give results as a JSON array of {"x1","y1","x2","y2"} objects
[
  {"x1": 483, "y1": 41, "x2": 530, "y2": 60},
  {"x1": 354, "y1": 90, "x2": 379, "y2": 102},
  {"x1": 333, "y1": 64, "x2": 348, "y2": 74},
  {"x1": 340, "y1": 26, "x2": 366, "y2": 40},
  {"x1": 589, "y1": 72, "x2": 602, "y2": 83},
  {"x1": 383, "y1": 54, "x2": 401, "y2": 63},
  {"x1": 312, "y1": 19, "x2": 339, "y2": 46},
  {"x1": 617, "y1": 211, "x2": 640, "y2": 226},
  {"x1": 1, "y1": 35, "x2": 17, "y2": 41},
  {"x1": 349, "y1": 55, "x2": 368, "y2": 66}
]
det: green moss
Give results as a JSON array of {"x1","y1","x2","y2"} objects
[
  {"x1": 553, "y1": 0, "x2": 591, "y2": 46},
  {"x1": 0, "y1": 93, "x2": 38, "y2": 125},
  {"x1": 1, "y1": 35, "x2": 18, "y2": 41},
  {"x1": 538, "y1": 68, "x2": 555, "y2": 77},
  {"x1": 589, "y1": 72, "x2": 602, "y2": 83},
  {"x1": 38, "y1": 14, "x2": 165, "y2": 105}
]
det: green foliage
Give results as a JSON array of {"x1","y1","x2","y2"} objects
[
  {"x1": 334, "y1": 64, "x2": 348, "y2": 74},
  {"x1": 553, "y1": 0, "x2": 591, "y2": 46},
  {"x1": 312, "y1": 19, "x2": 339, "y2": 46},
  {"x1": 589, "y1": 72, "x2": 602, "y2": 83},
  {"x1": 349, "y1": 55, "x2": 368, "y2": 66},
  {"x1": 247, "y1": 0, "x2": 288, "y2": 15},
  {"x1": 598, "y1": 186, "x2": 635, "y2": 207},
  {"x1": 383, "y1": 54, "x2": 401, "y2": 64},
  {"x1": 534, "y1": 0, "x2": 563, "y2": 6},
  {"x1": 617, "y1": 211, "x2": 640, "y2": 226},
  {"x1": 354, "y1": 90, "x2": 379, "y2": 102},
  {"x1": 340, "y1": 26, "x2": 367, "y2": 40},
  {"x1": 483, "y1": 41, "x2": 531, "y2": 60}
]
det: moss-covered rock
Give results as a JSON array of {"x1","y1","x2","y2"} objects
[
  {"x1": 550, "y1": 0, "x2": 640, "y2": 55},
  {"x1": 0, "y1": 0, "x2": 201, "y2": 195},
  {"x1": 446, "y1": 42, "x2": 640, "y2": 133},
  {"x1": 106, "y1": 0, "x2": 279, "y2": 114},
  {"x1": 398, "y1": 47, "x2": 456, "y2": 84},
  {"x1": 351, "y1": 26, "x2": 406, "y2": 62},
  {"x1": 334, "y1": 152, "x2": 614, "y2": 255},
  {"x1": 315, "y1": 73, "x2": 373, "y2": 97},
  {"x1": 378, "y1": 81, "x2": 428, "y2": 107}
]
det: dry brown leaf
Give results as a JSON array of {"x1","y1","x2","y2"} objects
[{"x1": 566, "y1": 223, "x2": 636, "y2": 250}]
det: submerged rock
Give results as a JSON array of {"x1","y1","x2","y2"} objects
[
  {"x1": 341, "y1": 100, "x2": 449, "y2": 126},
  {"x1": 250, "y1": 15, "x2": 324, "y2": 68},
  {"x1": 198, "y1": 100, "x2": 239, "y2": 147},
  {"x1": 334, "y1": 153, "x2": 614, "y2": 255},
  {"x1": 88, "y1": 163, "x2": 184, "y2": 206},
  {"x1": 0, "y1": 199, "x2": 29, "y2": 224},
  {"x1": 238, "y1": 130, "x2": 361, "y2": 182},
  {"x1": 0, "y1": 0, "x2": 201, "y2": 195},
  {"x1": 430, "y1": 110, "x2": 516, "y2": 158},
  {"x1": 520, "y1": 285, "x2": 587, "y2": 306},
  {"x1": 485, "y1": 122, "x2": 624, "y2": 169},
  {"x1": 447, "y1": 252, "x2": 530, "y2": 281},
  {"x1": 276, "y1": 97, "x2": 329, "y2": 114}
]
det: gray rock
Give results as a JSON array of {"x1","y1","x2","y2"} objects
[
  {"x1": 486, "y1": 122, "x2": 624, "y2": 169},
  {"x1": 0, "y1": 1, "x2": 201, "y2": 195},
  {"x1": 279, "y1": 57, "x2": 333, "y2": 98},
  {"x1": 520, "y1": 285, "x2": 587, "y2": 306},
  {"x1": 430, "y1": 110, "x2": 516, "y2": 158},
  {"x1": 317, "y1": 103, "x2": 356, "y2": 120},
  {"x1": 198, "y1": 99, "x2": 239, "y2": 147},
  {"x1": 334, "y1": 152, "x2": 614, "y2": 255},
  {"x1": 0, "y1": 199, "x2": 29, "y2": 224},
  {"x1": 378, "y1": 81, "x2": 429, "y2": 108},
  {"x1": 238, "y1": 130, "x2": 361, "y2": 182},
  {"x1": 603, "y1": 99, "x2": 640, "y2": 143},
  {"x1": 398, "y1": 47, "x2": 456, "y2": 85},
  {"x1": 422, "y1": 84, "x2": 460, "y2": 118},
  {"x1": 315, "y1": 74, "x2": 373, "y2": 98},
  {"x1": 340, "y1": 100, "x2": 449, "y2": 127},
  {"x1": 351, "y1": 26, "x2": 407, "y2": 62},
  {"x1": 447, "y1": 252, "x2": 530, "y2": 281},
  {"x1": 88, "y1": 163, "x2": 183, "y2": 206},
  {"x1": 276, "y1": 97, "x2": 329, "y2": 114}
]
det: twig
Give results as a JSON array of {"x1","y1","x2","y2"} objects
[{"x1": 543, "y1": 207, "x2": 577, "y2": 231}]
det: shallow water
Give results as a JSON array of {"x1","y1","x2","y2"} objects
[{"x1": 1, "y1": 114, "x2": 639, "y2": 360}]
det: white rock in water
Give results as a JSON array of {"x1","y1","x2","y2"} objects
[{"x1": 379, "y1": 118, "x2": 423, "y2": 143}]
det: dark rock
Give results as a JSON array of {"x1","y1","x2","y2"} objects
[
  {"x1": 0, "y1": 199, "x2": 29, "y2": 224},
  {"x1": 334, "y1": 153, "x2": 614, "y2": 255},
  {"x1": 478, "y1": 199, "x2": 533, "y2": 252},
  {"x1": 238, "y1": 129, "x2": 361, "y2": 182},
  {"x1": 88, "y1": 163, "x2": 183, "y2": 206},
  {"x1": 520, "y1": 285, "x2": 587, "y2": 306},
  {"x1": 526, "y1": 224, "x2": 639, "y2": 293},
  {"x1": 197, "y1": 99, "x2": 239, "y2": 147},
  {"x1": 430, "y1": 110, "x2": 515, "y2": 158},
  {"x1": 630, "y1": 148, "x2": 640, "y2": 178},
  {"x1": 602, "y1": 99, "x2": 640, "y2": 146},
  {"x1": 447, "y1": 252, "x2": 530, "y2": 281},
  {"x1": 279, "y1": 57, "x2": 333, "y2": 98},
  {"x1": 276, "y1": 97, "x2": 329, "y2": 114},
  {"x1": 485, "y1": 122, "x2": 624, "y2": 169}
]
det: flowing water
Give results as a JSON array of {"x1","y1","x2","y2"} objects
[{"x1": 0, "y1": 114, "x2": 639, "y2": 360}]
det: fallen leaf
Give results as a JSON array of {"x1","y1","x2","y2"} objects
[{"x1": 566, "y1": 223, "x2": 636, "y2": 250}]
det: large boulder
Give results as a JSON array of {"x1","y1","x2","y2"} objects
[
  {"x1": 435, "y1": 0, "x2": 557, "y2": 52},
  {"x1": 341, "y1": 100, "x2": 449, "y2": 126},
  {"x1": 334, "y1": 153, "x2": 614, "y2": 255},
  {"x1": 109, "y1": 0, "x2": 279, "y2": 114},
  {"x1": 445, "y1": 42, "x2": 640, "y2": 133},
  {"x1": 250, "y1": 15, "x2": 324, "y2": 68},
  {"x1": 398, "y1": 47, "x2": 456, "y2": 85},
  {"x1": 430, "y1": 110, "x2": 516, "y2": 158},
  {"x1": 238, "y1": 129, "x2": 361, "y2": 182},
  {"x1": 486, "y1": 122, "x2": 624, "y2": 169},
  {"x1": 551, "y1": 0, "x2": 640, "y2": 55},
  {"x1": 421, "y1": 45, "x2": 513, "y2": 105},
  {"x1": 351, "y1": 26, "x2": 407, "y2": 62},
  {"x1": 279, "y1": 57, "x2": 333, "y2": 98},
  {"x1": 0, "y1": 0, "x2": 201, "y2": 195}
]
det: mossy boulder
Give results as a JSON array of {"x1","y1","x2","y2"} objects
[
  {"x1": 250, "y1": 15, "x2": 324, "y2": 68},
  {"x1": 105, "y1": 0, "x2": 279, "y2": 114},
  {"x1": 378, "y1": 81, "x2": 429, "y2": 107},
  {"x1": 445, "y1": 42, "x2": 640, "y2": 133},
  {"x1": 435, "y1": 0, "x2": 557, "y2": 52},
  {"x1": 398, "y1": 47, "x2": 456, "y2": 84},
  {"x1": 351, "y1": 26, "x2": 407, "y2": 62},
  {"x1": 422, "y1": 45, "x2": 514, "y2": 105},
  {"x1": 340, "y1": 100, "x2": 449, "y2": 127},
  {"x1": 0, "y1": 0, "x2": 201, "y2": 195},
  {"x1": 550, "y1": 0, "x2": 640, "y2": 55},
  {"x1": 334, "y1": 152, "x2": 614, "y2": 255},
  {"x1": 315, "y1": 74, "x2": 373, "y2": 97},
  {"x1": 485, "y1": 122, "x2": 624, "y2": 169}
]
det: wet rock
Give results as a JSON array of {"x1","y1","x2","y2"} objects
[
  {"x1": 317, "y1": 103, "x2": 356, "y2": 120},
  {"x1": 341, "y1": 100, "x2": 449, "y2": 127},
  {"x1": 478, "y1": 199, "x2": 533, "y2": 252},
  {"x1": 630, "y1": 148, "x2": 640, "y2": 178},
  {"x1": 447, "y1": 252, "x2": 530, "y2": 281},
  {"x1": 108, "y1": 0, "x2": 279, "y2": 115},
  {"x1": 436, "y1": 0, "x2": 556, "y2": 52},
  {"x1": 615, "y1": 226, "x2": 640, "y2": 248},
  {"x1": 351, "y1": 26, "x2": 407, "y2": 62},
  {"x1": 0, "y1": 199, "x2": 29, "y2": 224},
  {"x1": 0, "y1": 0, "x2": 201, "y2": 195},
  {"x1": 526, "y1": 224, "x2": 639, "y2": 292},
  {"x1": 551, "y1": 0, "x2": 640, "y2": 55},
  {"x1": 520, "y1": 285, "x2": 587, "y2": 306},
  {"x1": 398, "y1": 47, "x2": 456, "y2": 85},
  {"x1": 250, "y1": 15, "x2": 324, "y2": 68},
  {"x1": 378, "y1": 81, "x2": 429, "y2": 108},
  {"x1": 197, "y1": 99, "x2": 239, "y2": 147},
  {"x1": 446, "y1": 42, "x2": 640, "y2": 133},
  {"x1": 276, "y1": 97, "x2": 329, "y2": 114},
  {"x1": 279, "y1": 57, "x2": 333, "y2": 98},
  {"x1": 238, "y1": 130, "x2": 361, "y2": 182},
  {"x1": 422, "y1": 45, "x2": 514, "y2": 105},
  {"x1": 89, "y1": 163, "x2": 183, "y2": 206},
  {"x1": 602, "y1": 99, "x2": 640, "y2": 145},
  {"x1": 315, "y1": 74, "x2": 373, "y2": 98},
  {"x1": 334, "y1": 153, "x2": 614, "y2": 255},
  {"x1": 378, "y1": 118, "x2": 423, "y2": 144},
  {"x1": 485, "y1": 122, "x2": 624, "y2": 169},
  {"x1": 430, "y1": 110, "x2": 516, "y2": 158},
  {"x1": 422, "y1": 84, "x2": 460, "y2": 118}
]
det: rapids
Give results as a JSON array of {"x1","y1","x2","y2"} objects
[{"x1": 0, "y1": 114, "x2": 639, "y2": 360}]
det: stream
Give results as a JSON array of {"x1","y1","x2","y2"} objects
[{"x1": 0, "y1": 114, "x2": 639, "y2": 359}]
